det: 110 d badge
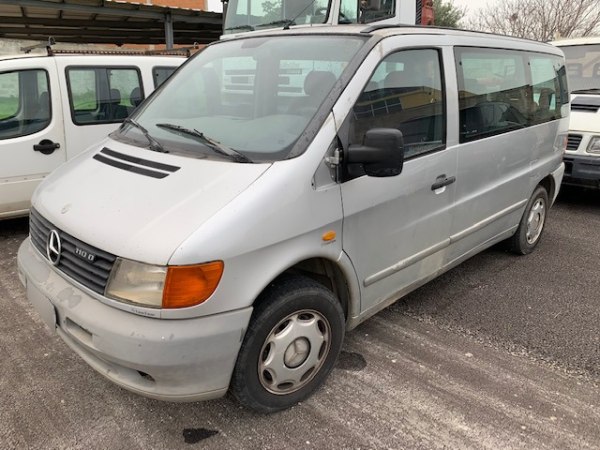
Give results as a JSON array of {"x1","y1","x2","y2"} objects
[{"x1": 75, "y1": 246, "x2": 96, "y2": 263}]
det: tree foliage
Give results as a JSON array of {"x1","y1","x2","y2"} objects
[
  {"x1": 467, "y1": 0, "x2": 600, "y2": 41},
  {"x1": 432, "y1": 0, "x2": 466, "y2": 29}
]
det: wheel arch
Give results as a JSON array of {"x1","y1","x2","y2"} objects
[
  {"x1": 252, "y1": 257, "x2": 358, "y2": 324},
  {"x1": 538, "y1": 174, "x2": 556, "y2": 203}
]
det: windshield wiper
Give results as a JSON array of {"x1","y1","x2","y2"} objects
[
  {"x1": 122, "y1": 118, "x2": 168, "y2": 153},
  {"x1": 572, "y1": 88, "x2": 600, "y2": 94},
  {"x1": 255, "y1": 19, "x2": 296, "y2": 29},
  {"x1": 156, "y1": 123, "x2": 252, "y2": 163},
  {"x1": 224, "y1": 24, "x2": 255, "y2": 31}
]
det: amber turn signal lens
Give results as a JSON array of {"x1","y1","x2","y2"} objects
[
  {"x1": 322, "y1": 230, "x2": 336, "y2": 242},
  {"x1": 162, "y1": 261, "x2": 224, "y2": 309}
]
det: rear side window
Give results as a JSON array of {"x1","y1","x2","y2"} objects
[
  {"x1": 66, "y1": 67, "x2": 143, "y2": 125},
  {"x1": 530, "y1": 56, "x2": 567, "y2": 123},
  {"x1": 350, "y1": 48, "x2": 446, "y2": 159},
  {"x1": 0, "y1": 69, "x2": 51, "y2": 140},
  {"x1": 456, "y1": 47, "x2": 566, "y2": 143},
  {"x1": 152, "y1": 66, "x2": 178, "y2": 89}
]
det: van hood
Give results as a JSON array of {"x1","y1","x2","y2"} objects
[
  {"x1": 570, "y1": 94, "x2": 600, "y2": 134},
  {"x1": 33, "y1": 139, "x2": 271, "y2": 265}
]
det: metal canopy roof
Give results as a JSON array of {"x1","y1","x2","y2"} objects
[{"x1": 0, "y1": 0, "x2": 223, "y2": 46}]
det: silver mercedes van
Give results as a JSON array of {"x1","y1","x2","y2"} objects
[{"x1": 18, "y1": 25, "x2": 569, "y2": 413}]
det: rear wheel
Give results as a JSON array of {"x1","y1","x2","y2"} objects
[
  {"x1": 230, "y1": 275, "x2": 345, "y2": 413},
  {"x1": 508, "y1": 185, "x2": 549, "y2": 255}
]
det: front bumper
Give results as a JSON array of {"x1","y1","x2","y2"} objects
[
  {"x1": 17, "y1": 238, "x2": 252, "y2": 402},
  {"x1": 563, "y1": 154, "x2": 600, "y2": 188}
]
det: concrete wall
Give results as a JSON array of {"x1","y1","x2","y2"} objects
[{"x1": 0, "y1": 39, "x2": 112, "y2": 57}]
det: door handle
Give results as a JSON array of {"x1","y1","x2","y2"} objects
[
  {"x1": 431, "y1": 175, "x2": 456, "y2": 191},
  {"x1": 33, "y1": 139, "x2": 60, "y2": 155}
]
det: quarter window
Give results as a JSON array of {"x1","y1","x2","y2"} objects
[
  {"x1": 152, "y1": 66, "x2": 178, "y2": 89},
  {"x1": 530, "y1": 56, "x2": 566, "y2": 123},
  {"x1": 0, "y1": 69, "x2": 51, "y2": 140},
  {"x1": 350, "y1": 49, "x2": 446, "y2": 159},
  {"x1": 66, "y1": 67, "x2": 143, "y2": 125}
]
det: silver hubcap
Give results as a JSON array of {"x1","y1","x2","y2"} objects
[
  {"x1": 259, "y1": 310, "x2": 331, "y2": 395},
  {"x1": 526, "y1": 198, "x2": 546, "y2": 244}
]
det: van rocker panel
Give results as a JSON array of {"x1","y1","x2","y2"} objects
[{"x1": 18, "y1": 238, "x2": 252, "y2": 401}]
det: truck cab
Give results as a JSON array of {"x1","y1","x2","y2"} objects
[{"x1": 223, "y1": 0, "x2": 434, "y2": 36}]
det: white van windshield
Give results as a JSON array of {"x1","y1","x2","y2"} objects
[
  {"x1": 561, "y1": 44, "x2": 600, "y2": 93},
  {"x1": 114, "y1": 35, "x2": 366, "y2": 162}
]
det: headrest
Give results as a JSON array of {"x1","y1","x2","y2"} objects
[
  {"x1": 38, "y1": 91, "x2": 50, "y2": 107},
  {"x1": 130, "y1": 87, "x2": 142, "y2": 107},
  {"x1": 304, "y1": 71, "x2": 336, "y2": 97},
  {"x1": 109, "y1": 88, "x2": 121, "y2": 105},
  {"x1": 384, "y1": 71, "x2": 405, "y2": 89}
]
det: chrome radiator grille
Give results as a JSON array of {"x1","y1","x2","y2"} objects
[{"x1": 29, "y1": 208, "x2": 116, "y2": 294}]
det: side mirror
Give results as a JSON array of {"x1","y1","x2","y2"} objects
[{"x1": 347, "y1": 128, "x2": 404, "y2": 177}]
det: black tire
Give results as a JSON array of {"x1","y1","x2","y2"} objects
[
  {"x1": 230, "y1": 274, "x2": 345, "y2": 414},
  {"x1": 508, "y1": 185, "x2": 549, "y2": 255}
]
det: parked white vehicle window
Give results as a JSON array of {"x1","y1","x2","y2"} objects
[
  {"x1": 561, "y1": 44, "x2": 600, "y2": 93},
  {"x1": 0, "y1": 69, "x2": 50, "y2": 139},
  {"x1": 67, "y1": 66, "x2": 144, "y2": 124}
]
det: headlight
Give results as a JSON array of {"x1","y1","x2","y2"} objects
[
  {"x1": 587, "y1": 136, "x2": 600, "y2": 154},
  {"x1": 106, "y1": 258, "x2": 223, "y2": 309}
]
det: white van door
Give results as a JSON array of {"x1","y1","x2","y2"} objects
[
  {"x1": 0, "y1": 58, "x2": 65, "y2": 218},
  {"x1": 335, "y1": 43, "x2": 457, "y2": 317}
]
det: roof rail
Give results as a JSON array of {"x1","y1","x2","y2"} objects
[
  {"x1": 20, "y1": 37, "x2": 198, "y2": 57},
  {"x1": 360, "y1": 24, "x2": 416, "y2": 34},
  {"x1": 21, "y1": 37, "x2": 56, "y2": 54}
]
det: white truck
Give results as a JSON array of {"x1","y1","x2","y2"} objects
[{"x1": 223, "y1": 0, "x2": 435, "y2": 35}]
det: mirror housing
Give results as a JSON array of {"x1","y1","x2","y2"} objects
[{"x1": 347, "y1": 128, "x2": 404, "y2": 177}]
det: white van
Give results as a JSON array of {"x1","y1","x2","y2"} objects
[
  {"x1": 551, "y1": 37, "x2": 600, "y2": 189},
  {"x1": 0, "y1": 52, "x2": 185, "y2": 219},
  {"x1": 17, "y1": 26, "x2": 568, "y2": 413}
]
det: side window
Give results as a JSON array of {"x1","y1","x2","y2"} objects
[
  {"x1": 0, "y1": 69, "x2": 51, "y2": 140},
  {"x1": 530, "y1": 56, "x2": 566, "y2": 123},
  {"x1": 68, "y1": 69, "x2": 98, "y2": 113},
  {"x1": 456, "y1": 48, "x2": 530, "y2": 143},
  {"x1": 361, "y1": 0, "x2": 396, "y2": 23},
  {"x1": 340, "y1": 0, "x2": 359, "y2": 23},
  {"x1": 351, "y1": 49, "x2": 446, "y2": 159},
  {"x1": 153, "y1": 66, "x2": 178, "y2": 89},
  {"x1": 67, "y1": 67, "x2": 143, "y2": 125}
]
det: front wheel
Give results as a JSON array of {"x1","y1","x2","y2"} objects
[
  {"x1": 508, "y1": 185, "x2": 549, "y2": 255},
  {"x1": 230, "y1": 275, "x2": 345, "y2": 413}
]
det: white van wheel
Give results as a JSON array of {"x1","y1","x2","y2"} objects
[
  {"x1": 509, "y1": 185, "x2": 549, "y2": 255},
  {"x1": 230, "y1": 275, "x2": 345, "y2": 413}
]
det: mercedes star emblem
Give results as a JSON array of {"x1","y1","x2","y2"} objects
[{"x1": 46, "y1": 230, "x2": 62, "y2": 266}]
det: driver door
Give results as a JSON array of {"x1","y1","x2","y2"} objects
[{"x1": 335, "y1": 38, "x2": 458, "y2": 317}]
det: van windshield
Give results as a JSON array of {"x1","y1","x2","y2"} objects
[
  {"x1": 561, "y1": 44, "x2": 600, "y2": 93},
  {"x1": 114, "y1": 35, "x2": 366, "y2": 162}
]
